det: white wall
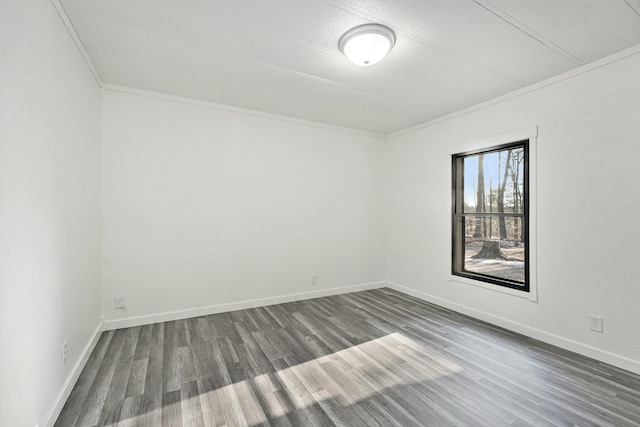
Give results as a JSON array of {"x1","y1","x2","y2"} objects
[
  {"x1": 386, "y1": 48, "x2": 640, "y2": 372},
  {"x1": 101, "y1": 90, "x2": 386, "y2": 325},
  {"x1": 0, "y1": 1, "x2": 102, "y2": 426}
]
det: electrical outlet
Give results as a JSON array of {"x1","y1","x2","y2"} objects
[
  {"x1": 62, "y1": 341, "x2": 68, "y2": 364},
  {"x1": 590, "y1": 315, "x2": 603, "y2": 333},
  {"x1": 311, "y1": 274, "x2": 318, "y2": 286},
  {"x1": 114, "y1": 295, "x2": 126, "y2": 309}
]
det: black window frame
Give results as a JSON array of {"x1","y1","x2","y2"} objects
[{"x1": 451, "y1": 139, "x2": 530, "y2": 292}]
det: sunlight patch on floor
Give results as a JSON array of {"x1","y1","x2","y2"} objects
[
  {"x1": 193, "y1": 332, "x2": 462, "y2": 425},
  {"x1": 102, "y1": 332, "x2": 463, "y2": 426}
]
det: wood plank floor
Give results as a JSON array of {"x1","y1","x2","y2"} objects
[{"x1": 55, "y1": 288, "x2": 640, "y2": 426}]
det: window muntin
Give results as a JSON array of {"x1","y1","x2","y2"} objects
[{"x1": 452, "y1": 140, "x2": 529, "y2": 292}]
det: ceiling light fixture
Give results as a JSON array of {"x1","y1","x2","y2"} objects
[{"x1": 339, "y1": 23, "x2": 396, "y2": 66}]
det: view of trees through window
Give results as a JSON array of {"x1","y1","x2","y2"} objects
[{"x1": 452, "y1": 141, "x2": 528, "y2": 289}]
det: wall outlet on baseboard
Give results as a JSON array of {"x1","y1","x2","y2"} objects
[
  {"x1": 590, "y1": 315, "x2": 603, "y2": 333},
  {"x1": 114, "y1": 295, "x2": 126, "y2": 309},
  {"x1": 311, "y1": 274, "x2": 318, "y2": 286},
  {"x1": 62, "y1": 341, "x2": 68, "y2": 364}
]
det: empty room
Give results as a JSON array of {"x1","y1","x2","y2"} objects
[{"x1": 3, "y1": 0, "x2": 640, "y2": 426}]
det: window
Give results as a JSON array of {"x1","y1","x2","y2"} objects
[{"x1": 452, "y1": 140, "x2": 529, "y2": 292}]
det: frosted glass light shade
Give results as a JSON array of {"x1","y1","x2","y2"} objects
[{"x1": 339, "y1": 24, "x2": 395, "y2": 66}]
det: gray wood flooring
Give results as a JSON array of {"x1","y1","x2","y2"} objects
[{"x1": 55, "y1": 288, "x2": 640, "y2": 426}]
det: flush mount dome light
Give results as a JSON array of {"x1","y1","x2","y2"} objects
[{"x1": 339, "y1": 23, "x2": 396, "y2": 66}]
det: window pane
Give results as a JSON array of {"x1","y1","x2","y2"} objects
[
  {"x1": 463, "y1": 147, "x2": 525, "y2": 214},
  {"x1": 463, "y1": 216, "x2": 525, "y2": 284}
]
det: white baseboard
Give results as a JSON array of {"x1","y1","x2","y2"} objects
[
  {"x1": 43, "y1": 320, "x2": 104, "y2": 427},
  {"x1": 386, "y1": 281, "x2": 640, "y2": 376},
  {"x1": 103, "y1": 281, "x2": 387, "y2": 330}
]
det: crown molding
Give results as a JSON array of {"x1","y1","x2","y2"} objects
[
  {"x1": 50, "y1": 0, "x2": 104, "y2": 89},
  {"x1": 104, "y1": 84, "x2": 386, "y2": 139},
  {"x1": 387, "y1": 42, "x2": 640, "y2": 140}
]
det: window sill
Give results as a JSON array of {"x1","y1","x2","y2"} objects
[{"x1": 447, "y1": 274, "x2": 538, "y2": 302}]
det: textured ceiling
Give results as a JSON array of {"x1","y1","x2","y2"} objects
[{"x1": 60, "y1": 0, "x2": 640, "y2": 134}]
